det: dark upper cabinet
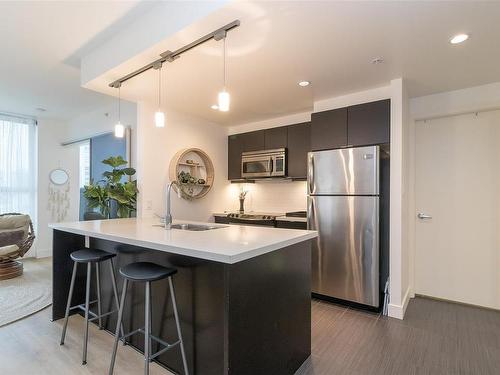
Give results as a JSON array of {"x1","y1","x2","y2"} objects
[
  {"x1": 287, "y1": 122, "x2": 310, "y2": 179},
  {"x1": 347, "y1": 99, "x2": 390, "y2": 146},
  {"x1": 228, "y1": 134, "x2": 243, "y2": 180},
  {"x1": 264, "y1": 127, "x2": 287, "y2": 149},
  {"x1": 310, "y1": 108, "x2": 348, "y2": 151},
  {"x1": 241, "y1": 130, "x2": 265, "y2": 152}
]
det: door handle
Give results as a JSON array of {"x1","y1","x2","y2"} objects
[{"x1": 417, "y1": 213, "x2": 432, "y2": 220}]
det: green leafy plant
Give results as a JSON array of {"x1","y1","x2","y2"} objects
[{"x1": 83, "y1": 156, "x2": 138, "y2": 218}]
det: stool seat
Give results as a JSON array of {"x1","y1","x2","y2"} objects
[
  {"x1": 70, "y1": 249, "x2": 115, "y2": 263},
  {"x1": 119, "y1": 262, "x2": 177, "y2": 282}
]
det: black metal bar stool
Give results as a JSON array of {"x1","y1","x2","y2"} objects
[
  {"x1": 109, "y1": 261, "x2": 189, "y2": 375},
  {"x1": 60, "y1": 249, "x2": 124, "y2": 365}
]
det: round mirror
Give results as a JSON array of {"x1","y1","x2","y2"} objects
[{"x1": 49, "y1": 169, "x2": 69, "y2": 185}]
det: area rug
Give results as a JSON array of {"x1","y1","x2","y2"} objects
[{"x1": 0, "y1": 257, "x2": 52, "y2": 327}]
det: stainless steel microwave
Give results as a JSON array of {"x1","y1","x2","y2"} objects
[{"x1": 241, "y1": 148, "x2": 287, "y2": 178}]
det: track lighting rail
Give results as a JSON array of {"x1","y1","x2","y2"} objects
[{"x1": 109, "y1": 20, "x2": 240, "y2": 88}]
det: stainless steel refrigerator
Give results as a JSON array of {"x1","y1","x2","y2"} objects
[{"x1": 307, "y1": 145, "x2": 380, "y2": 307}]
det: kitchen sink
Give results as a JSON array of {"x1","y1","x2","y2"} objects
[
  {"x1": 171, "y1": 223, "x2": 223, "y2": 231},
  {"x1": 154, "y1": 223, "x2": 225, "y2": 231}
]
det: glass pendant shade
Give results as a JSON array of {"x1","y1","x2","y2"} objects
[
  {"x1": 218, "y1": 90, "x2": 230, "y2": 112},
  {"x1": 155, "y1": 110, "x2": 165, "y2": 128},
  {"x1": 114, "y1": 122, "x2": 125, "y2": 138}
]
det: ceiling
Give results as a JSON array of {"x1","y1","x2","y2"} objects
[
  {"x1": 85, "y1": 1, "x2": 500, "y2": 126},
  {"x1": 0, "y1": 1, "x2": 155, "y2": 120}
]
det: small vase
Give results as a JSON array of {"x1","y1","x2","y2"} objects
[{"x1": 239, "y1": 198, "x2": 245, "y2": 214}]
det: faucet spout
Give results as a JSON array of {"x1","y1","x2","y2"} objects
[{"x1": 165, "y1": 181, "x2": 179, "y2": 230}]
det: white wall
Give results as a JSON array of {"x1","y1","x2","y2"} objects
[
  {"x1": 36, "y1": 119, "x2": 80, "y2": 258},
  {"x1": 36, "y1": 100, "x2": 137, "y2": 258},
  {"x1": 136, "y1": 101, "x2": 230, "y2": 222}
]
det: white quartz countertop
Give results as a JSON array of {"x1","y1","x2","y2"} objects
[{"x1": 49, "y1": 218, "x2": 317, "y2": 264}]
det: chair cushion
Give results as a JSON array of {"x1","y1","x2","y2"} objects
[
  {"x1": 0, "y1": 214, "x2": 30, "y2": 230},
  {"x1": 0, "y1": 229, "x2": 25, "y2": 248},
  {"x1": 119, "y1": 262, "x2": 177, "y2": 282},
  {"x1": 0, "y1": 245, "x2": 19, "y2": 257},
  {"x1": 70, "y1": 249, "x2": 116, "y2": 263}
]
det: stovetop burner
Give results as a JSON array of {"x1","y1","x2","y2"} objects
[{"x1": 227, "y1": 213, "x2": 277, "y2": 220}]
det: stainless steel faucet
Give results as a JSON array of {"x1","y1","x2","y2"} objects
[{"x1": 165, "y1": 181, "x2": 179, "y2": 230}]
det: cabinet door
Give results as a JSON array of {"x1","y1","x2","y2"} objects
[
  {"x1": 265, "y1": 126, "x2": 287, "y2": 149},
  {"x1": 287, "y1": 122, "x2": 311, "y2": 179},
  {"x1": 347, "y1": 99, "x2": 390, "y2": 146},
  {"x1": 310, "y1": 108, "x2": 348, "y2": 151},
  {"x1": 241, "y1": 130, "x2": 265, "y2": 152},
  {"x1": 228, "y1": 134, "x2": 243, "y2": 180}
]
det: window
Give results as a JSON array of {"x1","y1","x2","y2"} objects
[
  {"x1": 79, "y1": 141, "x2": 90, "y2": 187},
  {"x1": 0, "y1": 114, "x2": 37, "y2": 220}
]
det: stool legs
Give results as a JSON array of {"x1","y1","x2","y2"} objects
[
  {"x1": 144, "y1": 281, "x2": 151, "y2": 375},
  {"x1": 82, "y1": 262, "x2": 91, "y2": 365},
  {"x1": 169, "y1": 277, "x2": 189, "y2": 375},
  {"x1": 60, "y1": 261, "x2": 78, "y2": 345},
  {"x1": 96, "y1": 262, "x2": 103, "y2": 329},
  {"x1": 109, "y1": 259, "x2": 125, "y2": 342},
  {"x1": 109, "y1": 278, "x2": 128, "y2": 375}
]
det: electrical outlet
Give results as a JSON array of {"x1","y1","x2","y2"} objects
[{"x1": 146, "y1": 200, "x2": 153, "y2": 210}]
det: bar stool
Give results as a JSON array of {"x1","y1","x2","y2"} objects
[
  {"x1": 109, "y1": 262, "x2": 189, "y2": 375},
  {"x1": 60, "y1": 249, "x2": 124, "y2": 365}
]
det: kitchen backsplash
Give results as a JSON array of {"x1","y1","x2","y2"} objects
[{"x1": 226, "y1": 180, "x2": 307, "y2": 213}]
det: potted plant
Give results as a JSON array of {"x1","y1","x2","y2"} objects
[{"x1": 83, "y1": 156, "x2": 138, "y2": 219}]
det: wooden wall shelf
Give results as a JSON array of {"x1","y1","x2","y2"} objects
[{"x1": 169, "y1": 148, "x2": 214, "y2": 200}]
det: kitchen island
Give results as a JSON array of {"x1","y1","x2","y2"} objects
[{"x1": 50, "y1": 218, "x2": 317, "y2": 375}]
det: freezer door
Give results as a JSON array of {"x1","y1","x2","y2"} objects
[
  {"x1": 308, "y1": 146, "x2": 379, "y2": 195},
  {"x1": 308, "y1": 195, "x2": 379, "y2": 307}
]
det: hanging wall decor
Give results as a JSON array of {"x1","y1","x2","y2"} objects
[
  {"x1": 169, "y1": 148, "x2": 214, "y2": 200},
  {"x1": 47, "y1": 168, "x2": 70, "y2": 222}
]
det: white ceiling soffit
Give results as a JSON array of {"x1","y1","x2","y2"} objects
[
  {"x1": 83, "y1": 1, "x2": 500, "y2": 127},
  {"x1": 0, "y1": 1, "x2": 153, "y2": 120}
]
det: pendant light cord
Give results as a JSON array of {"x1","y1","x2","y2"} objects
[
  {"x1": 118, "y1": 86, "x2": 121, "y2": 123},
  {"x1": 158, "y1": 66, "x2": 162, "y2": 109},
  {"x1": 223, "y1": 37, "x2": 227, "y2": 89}
]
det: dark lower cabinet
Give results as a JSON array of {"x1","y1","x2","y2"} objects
[
  {"x1": 310, "y1": 107, "x2": 348, "y2": 151},
  {"x1": 287, "y1": 122, "x2": 310, "y2": 179},
  {"x1": 347, "y1": 99, "x2": 390, "y2": 146},
  {"x1": 276, "y1": 220, "x2": 307, "y2": 230}
]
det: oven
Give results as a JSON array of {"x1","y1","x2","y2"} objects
[{"x1": 241, "y1": 148, "x2": 286, "y2": 178}]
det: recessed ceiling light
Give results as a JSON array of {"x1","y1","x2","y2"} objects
[
  {"x1": 371, "y1": 57, "x2": 384, "y2": 64},
  {"x1": 450, "y1": 34, "x2": 469, "y2": 44},
  {"x1": 298, "y1": 81, "x2": 310, "y2": 87},
  {"x1": 35, "y1": 107, "x2": 46, "y2": 112},
  {"x1": 211, "y1": 104, "x2": 219, "y2": 110}
]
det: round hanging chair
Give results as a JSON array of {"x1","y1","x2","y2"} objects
[{"x1": 0, "y1": 213, "x2": 35, "y2": 280}]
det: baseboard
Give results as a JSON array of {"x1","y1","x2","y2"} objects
[{"x1": 388, "y1": 286, "x2": 411, "y2": 319}]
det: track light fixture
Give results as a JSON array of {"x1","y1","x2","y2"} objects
[
  {"x1": 154, "y1": 63, "x2": 165, "y2": 128},
  {"x1": 114, "y1": 83, "x2": 124, "y2": 138}
]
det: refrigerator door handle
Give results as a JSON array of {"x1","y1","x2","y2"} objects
[{"x1": 308, "y1": 153, "x2": 314, "y2": 194}]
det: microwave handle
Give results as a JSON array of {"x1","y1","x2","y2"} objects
[{"x1": 269, "y1": 158, "x2": 274, "y2": 173}]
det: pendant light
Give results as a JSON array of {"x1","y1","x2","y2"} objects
[
  {"x1": 217, "y1": 36, "x2": 230, "y2": 112},
  {"x1": 154, "y1": 63, "x2": 165, "y2": 127},
  {"x1": 114, "y1": 83, "x2": 124, "y2": 138}
]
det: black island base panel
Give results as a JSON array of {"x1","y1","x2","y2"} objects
[{"x1": 52, "y1": 229, "x2": 312, "y2": 375}]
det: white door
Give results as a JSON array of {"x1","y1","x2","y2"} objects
[{"x1": 415, "y1": 110, "x2": 500, "y2": 309}]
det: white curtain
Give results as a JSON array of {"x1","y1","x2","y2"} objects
[{"x1": 0, "y1": 114, "x2": 37, "y2": 222}]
